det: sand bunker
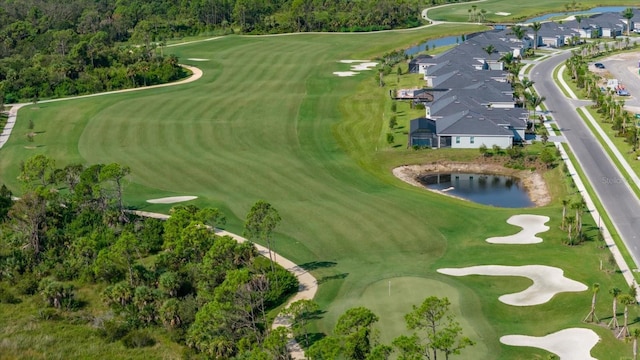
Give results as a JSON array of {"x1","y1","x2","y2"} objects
[
  {"x1": 335, "y1": 60, "x2": 379, "y2": 77},
  {"x1": 333, "y1": 71, "x2": 359, "y2": 77},
  {"x1": 486, "y1": 215, "x2": 550, "y2": 244},
  {"x1": 437, "y1": 265, "x2": 587, "y2": 306},
  {"x1": 501, "y1": 328, "x2": 599, "y2": 360},
  {"x1": 351, "y1": 62, "x2": 378, "y2": 71},
  {"x1": 147, "y1": 196, "x2": 198, "y2": 204},
  {"x1": 186, "y1": 58, "x2": 209, "y2": 61},
  {"x1": 495, "y1": 12, "x2": 511, "y2": 16}
]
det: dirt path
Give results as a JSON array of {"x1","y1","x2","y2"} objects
[
  {"x1": 132, "y1": 211, "x2": 317, "y2": 359},
  {"x1": 0, "y1": 65, "x2": 202, "y2": 151}
]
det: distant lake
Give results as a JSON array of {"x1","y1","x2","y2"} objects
[
  {"x1": 524, "y1": 6, "x2": 629, "y2": 23},
  {"x1": 418, "y1": 173, "x2": 534, "y2": 208}
]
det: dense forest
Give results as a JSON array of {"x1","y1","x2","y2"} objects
[
  {"x1": 0, "y1": 0, "x2": 477, "y2": 103},
  {"x1": 0, "y1": 155, "x2": 299, "y2": 359}
]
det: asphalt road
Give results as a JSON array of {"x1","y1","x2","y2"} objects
[{"x1": 531, "y1": 52, "x2": 640, "y2": 267}]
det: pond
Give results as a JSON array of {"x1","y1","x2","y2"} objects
[
  {"x1": 524, "y1": 6, "x2": 629, "y2": 23},
  {"x1": 405, "y1": 35, "x2": 462, "y2": 56},
  {"x1": 417, "y1": 173, "x2": 534, "y2": 208}
]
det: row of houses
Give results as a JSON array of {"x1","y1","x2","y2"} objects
[{"x1": 406, "y1": 8, "x2": 640, "y2": 149}]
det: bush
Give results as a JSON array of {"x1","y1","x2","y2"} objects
[
  {"x1": 98, "y1": 319, "x2": 130, "y2": 343},
  {"x1": 15, "y1": 274, "x2": 39, "y2": 295},
  {"x1": 121, "y1": 330, "x2": 156, "y2": 348},
  {"x1": 38, "y1": 308, "x2": 60, "y2": 321},
  {"x1": 0, "y1": 285, "x2": 20, "y2": 304},
  {"x1": 386, "y1": 133, "x2": 395, "y2": 144}
]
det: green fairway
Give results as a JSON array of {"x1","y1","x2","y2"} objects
[
  {"x1": 427, "y1": 0, "x2": 638, "y2": 23},
  {"x1": 0, "y1": 23, "x2": 638, "y2": 358}
]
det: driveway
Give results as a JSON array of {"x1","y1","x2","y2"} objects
[{"x1": 531, "y1": 51, "x2": 640, "y2": 266}]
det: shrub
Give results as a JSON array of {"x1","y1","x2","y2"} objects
[
  {"x1": 38, "y1": 308, "x2": 60, "y2": 321},
  {"x1": 0, "y1": 285, "x2": 20, "y2": 304},
  {"x1": 391, "y1": 102, "x2": 397, "y2": 113},
  {"x1": 386, "y1": 133, "x2": 395, "y2": 144},
  {"x1": 98, "y1": 319, "x2": 130, "y2": 343},
  {"x1": 16, "y1": 274, "x2": 39, "y2": 295},
  {"x1": 389, "y1": 115, "x2": 397, "y2": 129},
  {"x1": 121, "y1": 330, "x2": 156, "y2": 348}
]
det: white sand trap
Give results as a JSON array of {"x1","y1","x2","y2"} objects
[
  {"x1": 147, "y1": 196, "x2": 198, "y2": 204},
  {"x1": 495, "y1": 12, "x2": 511, "y2": 16},
  {"x1": 186, "y1": 58, "x2": 209, "y2": 61},
  {"x1": 501, "y1": 328, "x2": 599, "y2": 360},
  {"x1": 339, "y1": 60, "x2": 370, "y2": 63},
  {"x1": 437, "y1": 265, "x2": 587, "y2": 306},
  {"x1": 333, "y1": 71, "x2": 359, "y2": 77},
  {"x1": 486, "y1": 215, "x2": 550, "y2": 244},
  {"x1": 351, "y1": 62, "x2": 378, "y2": 71}
]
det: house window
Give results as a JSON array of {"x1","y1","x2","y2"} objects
[
  {"x1": 455, "y1": 136, "x2": 460, "y2": 144},
  {"x1": 470, "y1": 136, "x2": 475, "y2": 144}
]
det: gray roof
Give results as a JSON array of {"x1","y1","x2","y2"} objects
[
  {"x1": 437, "y1": 111, "x2": 514, "y2": 136},
  {"x1": 537, "y1": 22, "x2": 579, "y2": 37},
  {"x1": 409, "y1": 54, "x2": 433, "y2": 65},
  {"x1": 410, "y1": 118, "x2": 430, "y2": 134}
]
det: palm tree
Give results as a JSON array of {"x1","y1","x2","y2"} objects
[
  {"x1": 618, "y1": 294, "x2": 637, "y2": 338},
  {"x1": 525, "y1": 93, "x2": 546, "y2": 118},
  {"x1": 584, "y1": 283, "x2": 600, "y2": 322},
  {"x1": 632, "y1": 328, "x2": 640, "y2": 360},
  {"x1": 529, "y1": 22, "x2": 542, "y2": 50},
  {"x1": 521, "y1": 77, "x2": 534, "y2": 90},
  {"x1": 483, "y1": 44, "x2": 496, "y2": 55},
  {"x1": 622, "y1": 8, "x2": 635, "y2": 36},
  {"x1": 561, "y1": 199, "x2": 570, "y2": 230},
  {"x1": 609, "y1": 287, "x2": 622, "y2": 329},
  {"x1": 510, "y1": 25, "x2": 525, "y2": 40}
]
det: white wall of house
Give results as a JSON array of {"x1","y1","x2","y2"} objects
[
  {"x1": 450, "y1": 135, "x2": 512, "y2": 149},
  {"x1": 541, "y1": 36, "x2": 564, "y2": 47}
]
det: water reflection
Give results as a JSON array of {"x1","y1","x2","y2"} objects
[{"x1": 418, "y1": 173, "x2": 534, "y2": 208}]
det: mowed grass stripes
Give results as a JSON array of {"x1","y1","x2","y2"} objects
[{"x1": 0, "y1": 24, "x2": 635, "y2": 359}]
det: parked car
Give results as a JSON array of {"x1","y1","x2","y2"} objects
[
  {"x1": 594, "y1": 63, "x2": 605, "y2": 69},
  {"x1": 617, "y1": 89, "x2": 630, "y2": 96}
]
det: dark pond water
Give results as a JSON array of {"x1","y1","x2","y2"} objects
[
  {"x1": 405, "y1": 35, "x2": 462, "y2": 56},
  {"x1": 418, "y1": 173, "x2": 534, "y2": 208},
  {"x1": 525, "y1": 7, "x2": 629, "y2": 23}
]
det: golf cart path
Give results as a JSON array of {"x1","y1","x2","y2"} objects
[
  {"x1": 133, "y1": 211, "x2": 316, "y2": 359},
  {"x1": 0, "y1": 65, "x2": 202, "y2": 151}
]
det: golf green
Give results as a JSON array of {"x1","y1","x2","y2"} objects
[{"x1": 351, "y1": 276, "x2": 493, "y2": 359}]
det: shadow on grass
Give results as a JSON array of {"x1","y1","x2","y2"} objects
[
  {"x1": 299, "y1": 261, "x2": 337, "y2": 271},
  {"x1": 318, "y1": 273, "x2": 348, "y2": 284},
  {"x1": 393, "y1": 144, "x2": 403, "y2": 148}
]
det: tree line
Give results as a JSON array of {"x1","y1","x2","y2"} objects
[
  {"x1": 0, "y1": 0, "x2": 482, "y2": 104},
  {"x1": 0, "y1": 155, "x2": 299, "y2": 358}
]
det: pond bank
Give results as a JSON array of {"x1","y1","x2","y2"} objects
[{"x1": 393, "y1": 162, "x2": 551, "y2": 207}]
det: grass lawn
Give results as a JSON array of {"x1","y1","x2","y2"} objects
[
  {"x1": 0, "y1": 23, "x2": 638, "y2": 359},
  {"x1": 426, "y1": 0, "x2": 638, "y2": 23}
]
